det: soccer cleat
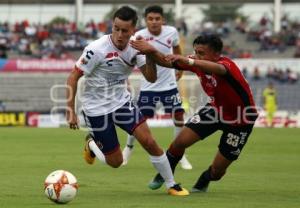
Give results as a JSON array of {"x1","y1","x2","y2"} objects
[
  {"x1": 191, "y1": 179, "x2": 210, "y2": 193},
  {"x1": 190, "y1": 186, "x2": 208, "y2": 193},
  {"x1": 148, "y1": 174, "x2": 165, "y2": 190},
  {"x1": 168, "y1": 184, "x2": 190, "y2": 196},
  {"x1": 122, "y1": 145, "x2": 134, "y2": 166},
  {"x1": 179, "y1": 155, "x2": 193, "y2": 170},
  {"x1": 83, "y1": 134, "x2": 95, "y2": 165}
]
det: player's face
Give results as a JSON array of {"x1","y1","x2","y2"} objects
[
  {"x1": 193, "y1": 44, "x2": 219, "y2": 62},
  {"x1": 112, "y1": 17, "x2": 136, "y2": 50},
  {"x1": 145, "y1": 12, "x2": 164, "y2": 36}
]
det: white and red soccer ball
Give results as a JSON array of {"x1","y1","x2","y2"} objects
[{"x1": 44, "y1": 170, "x2": 78, "y2": 204}]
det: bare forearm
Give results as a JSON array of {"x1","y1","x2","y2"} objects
[
  {"x1": 180, "y1": 57, "x2": 226, "y2": 75},
  {"x1": 144, "y1": 55, "x2": 157, "y2": 82},
  {"x1": 130, "y1": 38, "x2": 174, "y2": 68},
  {"x1": 66, "y1": 72, "x2": 79, "y2": 111},
  {"x1": 173, "y1": 45, "x2": 182, "y2": 55},
  {"x1": 195, "y1": 59, "x2": 226, "y2": 75},
  {"x1": 148, "y1": 51, "x2": 173, "y2": 68}
]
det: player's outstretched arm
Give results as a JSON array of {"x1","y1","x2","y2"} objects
[
  {"x1": 130, "y1": 38, "x2": 173, "y2": 68},
  {"x1": 66, "y1": 67, "x2": 83, "y2": 129},
  {"x1": 172, "y1": 45, "x2": 184, "y2": 81},
  {"x1": 165, "y1": 54, "x2": 227, "y2": 75}
]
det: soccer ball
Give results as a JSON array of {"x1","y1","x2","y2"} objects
[{"x1": 44, "y1": 170, "x2": 78, "y2": 204}]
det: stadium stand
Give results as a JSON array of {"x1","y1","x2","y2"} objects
[
  {"x1": 0, "y1": 2, "x2": 299, "y2": 122},
  {"x1": 249, "y1": 79, "x2": 300, "y2": 112},
  {"x1": 0, "y1": 72, "x2": 299, "y2": 115},
  {"x1": 0, "y1": 15, "x2": 299, "y2": 59},
  {"x1": 0, "y1": 73, "x2": 67, "y2": 112}
]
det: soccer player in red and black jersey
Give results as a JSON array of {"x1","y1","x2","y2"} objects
[{"x1": 131, "y1": 34, "x2": 259, "y2": 192}]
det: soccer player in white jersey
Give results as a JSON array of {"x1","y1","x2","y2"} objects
[
  {"x1": 66, "y1": 6, "x2": 188, "y2": 196},
  {"x1": 122, "y1": 5, "x2": 193, "y2": 170}
]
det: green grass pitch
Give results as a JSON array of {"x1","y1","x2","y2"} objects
[{"x1": 0, "y1": 127, "x2": 299, "y2": 208}]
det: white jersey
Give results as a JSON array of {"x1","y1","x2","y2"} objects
[
  {"x1": 135, "y1": 25, "x2": 180, "y2": 92},
  {"x1": 75, "y1": 35, "x2": 145, "y2": 116}
]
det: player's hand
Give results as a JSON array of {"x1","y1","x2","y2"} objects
[
  {"x1": 135, "y1": 35, "x2": 144, "y2": 41},
  {"x1": 66, "y1": 109, "x2": 79, "y2": 130},
  {"x1": 165, "y1": 54, "x2": 185, "y2": 63},
  {"x1": 130, "y1": 38, "x2": 156, "y2": 54}
]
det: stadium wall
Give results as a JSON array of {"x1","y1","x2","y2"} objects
[
  {"x1": 0, "y1": 58, "x2": 299, "y2": 128},
  {"x1": 1, "y1": 58, "x2": 300, "y2": 73},
  {"x1": 1, "y1": 111, "x2": 300, "y2": 128}
]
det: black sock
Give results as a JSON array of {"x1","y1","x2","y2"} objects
[
  {"x1": 166, "y1": 150, "x2": 183, "y2": 173},
  {"x1": 126, "y1": 144, "x2": 134, "y2": 148},
  {"x1": 193, "y1": 166, "x2": 212, "y2": 189}
]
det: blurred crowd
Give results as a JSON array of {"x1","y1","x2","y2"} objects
[
  {"x1": 0, "y1": 19, "x2": 112, "y2": 59},
  {"x1": 243, "y1": 66, "x2": 299, "y2": 84},
  {"x1": 236, "y1": 15, "x2": 300, "y2": 57},
  {"x1": 191, "y1": 20, "x2": 252, "y2": 58},
  {"x1": 0, "y1": 14, "x2": 300, "y2": 60},
  {"x1": 193, "y1": 15, "x2": 300, "y2": 59}
]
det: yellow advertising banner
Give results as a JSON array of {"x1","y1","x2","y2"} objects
[{"x1": 0, "y1": 112, "x2": 26, "y2": 126}]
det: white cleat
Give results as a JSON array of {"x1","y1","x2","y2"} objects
[
  {"x1": 180, "y1": 155, "x2": 193, "y2": 170},
  {"x1": 122, "y1": 145, "x2": 133, "y2": 166}
]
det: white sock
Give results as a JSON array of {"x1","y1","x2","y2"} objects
[
  {"x1": 88, "y1": 139, "x2": 106, "y2": 164},
  {"x1": 174, "y1": 126, "x2": 182, "y2": 139},
  {"x1": 126, "y1": 135, "x2": 135, "y2": 147},
  {"x1": 150, "y1": 153, "x2": 175, "y2": 189}
]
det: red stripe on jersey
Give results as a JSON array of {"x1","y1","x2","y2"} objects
[{"x1": 154, "y1": 39, "x2": 172, "y2": 49}]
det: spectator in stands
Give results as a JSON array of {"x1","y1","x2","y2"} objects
[
  {"x1": 266, "y1": 67, "x2": 274, "y2": 79},
  {"x1": 277, "y1": 69, "x2": 286, "y2": 83},
  {"x1": 0, "y1": 35, "x2": 8, "y2": 58},
  {"x1": 295, "y1": 47, "x2": 300, "y2": 58},
  {"x1": 287, "y1": 69, "x2": 299, "y2": 84},
  {"x1": 242, "y1": 67, "x2": 248, "y2": 78},
  {"x1": 260, "y1": 14, "x2": 269, "y2": 27},
  {"x1": 252, "y1": 66, "x2": 261, "y2": 80},
  {"x1": 263, "y1": 82, "x2": 277, "y2": 128},
  {"x1": 294, "y1": 38, "x2": 300, "y2": 58}
]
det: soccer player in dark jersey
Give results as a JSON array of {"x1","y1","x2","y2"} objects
[{"x1": 130, "y1": 34, "x2": 258, "y2": 192}]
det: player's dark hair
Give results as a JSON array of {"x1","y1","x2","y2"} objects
[
  {"x1": 113, "y1": 6, "x2": 138, "y2": 26},
  {"x1": 144, "y1": 5, "x2": 164, "y2": 17},
  {"x1": 193, "y1": 34, "x2": 223, "y2": 53}
]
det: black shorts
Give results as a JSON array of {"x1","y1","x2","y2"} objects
[
  {"x1": 185, "y1": 105, "x2": 255, "y2": 161},
  {"x1": 137, "y1": 88, "x2": 184, "y2": 118}
]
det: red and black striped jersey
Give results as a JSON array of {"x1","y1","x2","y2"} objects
[{"x1": 174, "y1": 56, "x2": 258, "y2": 126}]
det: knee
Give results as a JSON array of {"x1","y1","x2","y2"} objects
[
  {"x1": 142, "y1": 138, "x2": 157, "y2": 151},
  {"x1": 210, "y1": 166, "x2": 226, "y2": 181},
  {"x1": 142, "y1": 138, "x2": 163, "y2": 155},
  {"x1": 173, "y1": 113, "x2": 184, "y2": 127},
  {"x1": 107, "y1": 160, "x2": 123, "y2": 168},
  {"x1": 106, "y1": 155, "x2": 123, "y2": 168}
]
